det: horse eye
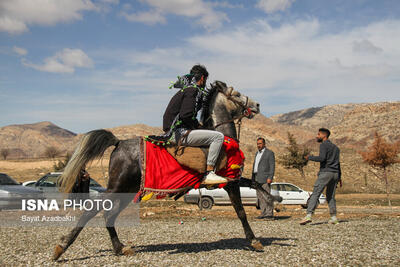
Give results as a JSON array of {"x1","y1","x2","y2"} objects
[{"x1": 232, "y1": 91, "x2": 240, "y2": 97}]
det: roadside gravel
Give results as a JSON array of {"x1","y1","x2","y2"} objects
[{"x1": 1, "y1": 215, "x2": 399, "y2": 266}]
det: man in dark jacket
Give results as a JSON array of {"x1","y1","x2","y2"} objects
[
  {"x1": 300, "y1": 128, "x2": 341, "y2": 225},
  {"x1": 163, "y1": 64, "x2": 226, "y2": 184},
  {"x1": 252, "y1": 137, "x2": 275, "y2": 220},
  {"x1": 71, "y1": 168, "x2": 90, "y2": 200},
  {"x1": 72, "y1": 169, "x2": 90, "y2": 193}
]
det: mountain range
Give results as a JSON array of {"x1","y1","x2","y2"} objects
[
  {"x1": 1, "y1": 101, "x2": 399, "y2": 158},
  {"x1": 1, "y1": 101, "x2": 399, "y2": 193}
]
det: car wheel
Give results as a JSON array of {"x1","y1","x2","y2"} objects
[
  {"x1": 301, "y1": 204, "x2": 307, "y2": 209},
  {"x1": 256, "y1": 200, "x2": 260, "y2": 210},
  {"x1": 198, "y1": 197, "x2": 213, "y2": 210}
]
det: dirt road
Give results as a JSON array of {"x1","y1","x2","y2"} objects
[{"x1": 0, "y1": 202, "x2": 399, "y2": 266}]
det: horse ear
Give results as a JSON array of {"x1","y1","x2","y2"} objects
[{"x1": 230, "y1": 88, "x2": 240, "y2": 96}]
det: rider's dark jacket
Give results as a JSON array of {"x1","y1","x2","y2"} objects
[{"x1": 163, "y1": 86, "x2": 203, "y2": 132}]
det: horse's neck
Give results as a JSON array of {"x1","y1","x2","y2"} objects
[
  {"x1": 216, "y1": 122, "x2": 237, "y2": 139},
  {"x1": 210, "y1": 94, "x2": 238, "y2": 139}
]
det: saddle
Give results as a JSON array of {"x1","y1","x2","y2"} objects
[
  {"x1": 140, "y1": 135, "x2": 243, "y2": 199},
  {"x1": 144, "y1": 135, "x2": 228, "y2": 173},
  {"x1": 165, "y1": 145, "x2": 227, "y2": 173}
]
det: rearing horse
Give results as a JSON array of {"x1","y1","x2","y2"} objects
[{"x1": 53, "y1": 81, "x2": 276, "y2": 260}]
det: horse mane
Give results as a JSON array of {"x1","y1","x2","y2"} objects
[{"x1": 201, "y1": 81, "x2": 221, "y2": 128}]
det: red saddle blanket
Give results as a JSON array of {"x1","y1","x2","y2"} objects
[{"x1": 141, "y1": 136, "x2": 244, "y2": 196}]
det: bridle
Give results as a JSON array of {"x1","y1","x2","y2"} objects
[{"x1": 204, "y1": 84, "x2": 254, "y2": 141}]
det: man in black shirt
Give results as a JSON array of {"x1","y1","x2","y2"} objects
[
  {"x1": 300, "y1": 128, "x2": 341, "y2": 225},
  {"x1": 163, "y1": 64, "x2": 227, "y2": 184}
]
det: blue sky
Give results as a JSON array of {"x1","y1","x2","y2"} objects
[{"x1": 1, "y1": 0, "x2": 400, "y2": 133}]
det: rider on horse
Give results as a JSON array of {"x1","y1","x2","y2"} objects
[{"x1": 163, "y1": 64, "x2": 228, "y2": 185}]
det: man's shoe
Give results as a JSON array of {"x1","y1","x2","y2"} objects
[
  {"x1": 256, "y1": 215, "x2": 274, "y2": 220},
  {"x1": 299, "y1": 216, "x2": 312, "y2": 225},
  {"x1": 263, "y1": 216, "x2": 275, "y2": 221},
  {"x1": 202, "y1": 171, "x2": 228, "y2": 185},
  {"x1": 328, "y1": 218, "x2": 339, "y2": 225}
]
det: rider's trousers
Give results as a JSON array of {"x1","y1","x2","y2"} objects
[{"x1": 180, "y1": 129, "x2": 224, "y2": 167}]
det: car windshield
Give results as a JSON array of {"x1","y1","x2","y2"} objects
[
  {"x1": 282, "y1": 184, "x2": 301, "y2": 191},
  {"x1": 0, "y1": 173, "x2": 20, "y2": 185},
  {"x1": 38, "y1": 174, "x2": 60, "y2": 187}
]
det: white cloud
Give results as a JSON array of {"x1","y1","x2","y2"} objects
[
  {"x1": 121, "y1": 0, "x2": 228, "y2": 30},
  {"x1": 353, "y1": 39, "x2": 383, "y2": 54},
  {"x1": 96, "y1": 0, "x2": 119, "y2": 13},
  {"x1": 0, "y1": 16, "x2": 27, "y2": 33},
  {"x1": 256, "y1": 0, "x2": 295, "y2": 14},
  {"x1": 211, "y1": 1, "x2": 244, "y2": 9},
  {"x1": 121, "y1": 9, "x2": 166, "y2": 25},
  {"x1": 12, "y1": 46, "x2": 27, "y2": 56},
  {"x1": 23, "y1": 48, "x2": 93, "y2": 73},
  {"x1": 0, "y1": 0, "x2": 97, "y2": 34},
  {"x1": 100, "y1": 0, "x2": 119, "y2": 4},
  {"x1": 118, "y1": 18, "x2": 400, "y2": 115}
]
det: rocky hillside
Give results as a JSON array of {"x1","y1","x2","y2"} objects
[
  {"x1": 0, "y1": 121, "x2": 77, "y2": 158},
  {"x1": 270, "y1": 103, "x2": 359, "y2": 130},
  {"x1": 331, "y1": 102, "x2": 400, "y2": 147},
  {"x1": 240, "y1": 114, "x2": 313, "y2": 147},
  {"x1": 106, "y1": 124, "x2": 162, "y2": 140},
  {"x1": 1, "y1": 101, "x2": 399, "y2": 194},
  {"x1": 238, "y1": 114, "x2": 314, "y2": 166},
  {"x1": 4, "y1": 101, "x2": 399, "y2": 159},
  {"x1": 270, "y1": 101, "x2": 400, "y2": 147}
]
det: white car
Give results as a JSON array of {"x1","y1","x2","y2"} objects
[
  {"x1": 26, "y1": 172, "x2": 106, "y2": 194},
  {"x1": 184, "y1": 180, "x2": 326, "y2": 209},
  {"x1": 22, "y1": 180, "x2": 36, "y2": 187}
]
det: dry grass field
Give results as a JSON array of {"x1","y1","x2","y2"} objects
[
  {"x1": 0, "y1": 157, "x2": 110, "y2": 185},
  {"x1": 2, "y1": 152, "x2": 400, "y2": 202},
  {"x1": 2, "y1": 151, "x2": 399, "y2": 198}
]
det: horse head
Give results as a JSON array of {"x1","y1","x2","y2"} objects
[{"x1": 201, "y1": 80, "x2": 260, "y2": 138}]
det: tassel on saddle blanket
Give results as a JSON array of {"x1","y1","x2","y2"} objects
[{"x1": 138, "y1": 136, "x2": 244, "y2": 199}]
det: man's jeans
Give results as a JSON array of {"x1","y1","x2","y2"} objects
[
  {"x1": 180, "y1": 129, "x2": 224, "y2": 167},
  {"x1": 257, "y1": 182, "x2": 274, "y2": 217},
  {"x1": 307, "y1": 172, "x2": 340, "y2": 216}
]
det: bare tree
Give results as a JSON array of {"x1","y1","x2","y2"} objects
[
  {"x1": 44, "y1": 146, "x2": 60, "y2": 159},
  {"x1": 279, "y1": 132, "x2": 310, "y2": 178},
  {"x1": 1, "y1": 148, "x2": 10, "y2": 160},
  {"x1": 359, "y1": 132, "x2": 400, "y2": 206}
]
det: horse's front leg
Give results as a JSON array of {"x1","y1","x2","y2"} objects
[{"x1": 224, "y1": 182, "x2": 263, "y2": 250}]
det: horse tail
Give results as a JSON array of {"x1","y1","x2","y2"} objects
[{"x1": 58, "y1": 129, "x2": 119, "y2": 193}]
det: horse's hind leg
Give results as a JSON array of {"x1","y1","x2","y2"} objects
[
  {"x1": 103, "y1": 194, "x2": 135, "y2": 255},
  {"x1": 224, "y1": 182, "x2": 263, "y2": 251},
  {"x1": 53, "y1": 207, "x2": 102, "y2": 261}
]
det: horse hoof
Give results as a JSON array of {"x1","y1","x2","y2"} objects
[
  {"x1": 52, "y1": 245, "x2": 64, "y2": 261},
  {"x1": 122, "y1": 246, "x2": 135, "y2": 256},
  {"x1": 251, "y1": 240, "x2": 264, "y2": 251}
]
